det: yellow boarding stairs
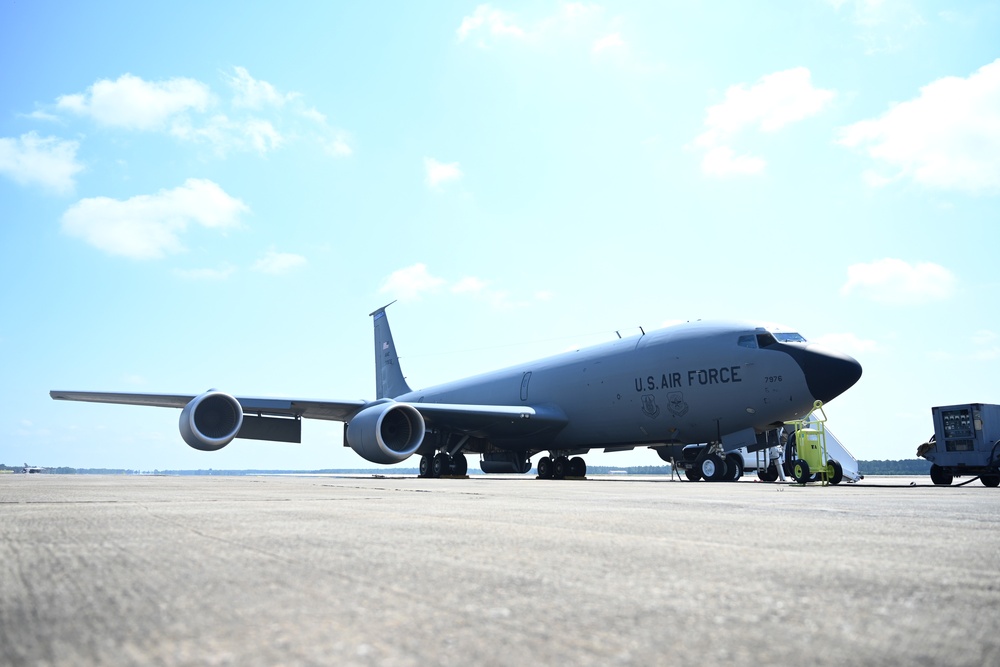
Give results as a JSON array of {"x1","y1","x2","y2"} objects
[{"x1": 788, "y1": 401, "x2": 845, "y2": 486}]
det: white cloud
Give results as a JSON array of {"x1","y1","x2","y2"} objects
[
  {"x1": 321, "y1": 135, "x2": 353, "y2": 157},
  {"x1": 252, "y1": 251, "x2": 307, "y2": 275},
  {"x1": 694, "y1": 67, "x2": 835, "y2": 176},
  {"x1": 457, "y1": 3, "x2": 617, "y2": 51},
  {"x1": 226, "y1": 66, "x2": 298, "y2": 109},
  {"x1": 50, "y1": 69, "x2": 350, "y2": 160},
  {"x1": 700, "y1": 146, "x2": 766, "y2": 176},
  {"x1": 826, "y1": 0, "x2": 925, "y2": 53},
  {"x1": 379, "y1": 263, "x2": 447, "y2": 300},
  {"x1": 592, "y1": 32, "x2": 624, "y2": 55},
  {"x1": 451, "y1": 276, "x2": 489, "y2": 294},
  {"x1": 169, "y1": 114, "x2": 284, "y2": 156},
  {"x1": 838, "y1": 59, "x2": 1000, "y2": 194},
  {"x1": 457, "y1": 4, "x2": 526, "y2": 43},
  {"x1": 0, "y1": 132, "x2": 83, "y2": 195},
  {"x1": 840, "y1": 258, "x2": 957, "y2": 304},
  {"x1": 242, "y1": 118, "x2": 284, "y2": 153},
  {"x1": 812, "y1": 332, "x2": 879, "y2": 356},
  {"x1": 57, "y1": 73, "x2": 211, "y2": 131},
  {"x1": 173, "y1": 266, "x2": 237, "y2": 280},
  {"x1": 61, "y1": 178, "x2": 248, "y2": 260},
  {"x1": 380, "y1": 264, "x2": 552, "y2": 310},
  {"x1": 424, "y1": 157, "x2": 463, "y2": 188}
]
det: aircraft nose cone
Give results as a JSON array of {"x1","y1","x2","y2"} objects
[{"x1": 801, "y1": 347, "x2": 863, "y2": 403}]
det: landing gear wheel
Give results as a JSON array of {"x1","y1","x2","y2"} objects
[
  {"x1": 980, "y1": 474, "x2": 999, "y2": 487},
  {"x1": 700, "y1": 454, "x2": 727, "y2": 482},
  {"x1": 827, "y1": 458, "x2": 844, "y2": 485},
  {"x1": 419, "y1": 455, "x2": 432, "y2": 478},
  {"x1": 450, "y1": 454, "x2": 468, "y2": 476},
  {"x1": 725, "y1": 454, "x2": 743, "y2": 481},
  {"x1": 569, "y1": 457, "x2": 587, "y2": 477},
  {"x1": 792, "y1": 459, "x2": 811, "y2": 485},
  {"x1": 553, "y1": 456, "x2": 569, "y2": 479},
  {"x1": 929, "y1": 464, "x2": 953, "y2": 486},
  {"x1": 537, "y1": 456, "x2": 552, "y2": 479},
  {"x1": 759, "y1": 465, "x2": 777, "y2": 483},
  {"x1": 684, "y1": 469, "x2": 702, "y2": 482},
  {"x1": 431, "y1": 453, "x2": 448, "y2": 477}
]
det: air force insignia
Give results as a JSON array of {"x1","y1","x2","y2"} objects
[
  {"x1": 667, "y1": 391, "x2": 689, "y2": 417},
  {"x1": 641, "y1": 394, "x2": 660, "y2": 419}
]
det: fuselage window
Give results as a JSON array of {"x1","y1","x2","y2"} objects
[
  {"x1": 738, "y1": 335, "x2": 757, "y2": 348},
  {"x1": 756, "y1": 332, "x2": 778, "y2": 348}
]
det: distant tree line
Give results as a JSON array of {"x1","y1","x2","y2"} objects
[{"x1": 856, "y1": 459, "x2": 932, "y2": 475}]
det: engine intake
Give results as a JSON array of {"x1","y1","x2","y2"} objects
[
  {"x1": 346, "y1": 402, "x2": 425, "y2": 464},
  {"x1": 179, "y1": 391, "x2": 244, "y2": 451}
]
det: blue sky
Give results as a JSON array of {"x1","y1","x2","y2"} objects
[{"x1": 2, "y1": 1, "x2": 999, "y2": 470}]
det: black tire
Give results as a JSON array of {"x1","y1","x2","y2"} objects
[
  {"x1": 450, "y1": 454, "x2": 468, "y2": 476},
  {"x1": 725, "y1": 454, "x2": 743, "y2": 481},
  {"x1": 792, "y1": 459, "x2": 811, "y2": 485},
  {"x1": 431, "y1": 453, "x2": 447, "y2": 477},
  {"x1": 569, "y1": 456, "x2": 587, "y2": 477},
  {"x1": 537, "y1": 456, "x2": 552, "y2": 479},
  {"x1": 758, "y1": 465, "x2": 777, "y2": 483},
  {"x1": 553, "y1": 456, "x2": 568, "y2": 479},
  {"x1": 980, "y1": 474, "x2": 1000, "y2": 487},
  {"x1": 684, "y1": 469, "x2": 702, "y2": 482},
  {"x1": 419, "y1": 455, "x2": 431, "y2": 478},
  {"x1": 827, "y1": 458, "x2": 844, "y2": 485},
  {"x1": 701, "y1": 454, "x2": 727, "y2": 482},
  {"x1": 929, "y1": 464, "x2": 953, "y2": 486}
]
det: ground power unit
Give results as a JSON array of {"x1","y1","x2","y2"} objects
[{"x1": 918, "y1": 403, "x2": 1000, "y2": 487}]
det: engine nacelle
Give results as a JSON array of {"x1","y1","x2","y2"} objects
[
  {"x1": 179, "y1": 391, "x2": 244, "y2": 452},
  {"x1": 346, "y1": 402, "x2": 425, "y2": 464}
]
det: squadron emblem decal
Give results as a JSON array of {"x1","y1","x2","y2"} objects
[
  {"x1": 641, "y1": 394, "x2": 660, "y2": 419},
  {"x1": 667, "y1": 392, "x2": 689, "y2": 417}
]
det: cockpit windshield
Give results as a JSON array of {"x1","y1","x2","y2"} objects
[
  {"x1": 773, "y1": 332, "x2": 807, "y2": 343},
  {"x1": 738, "y1": 330, "x2": 807, "y2": 348}
]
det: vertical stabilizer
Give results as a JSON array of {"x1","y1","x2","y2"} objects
[{"x1": 370, "y1": 303, "x2": 412, "y2": 399}]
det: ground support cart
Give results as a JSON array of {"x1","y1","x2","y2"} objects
[
  {"x1": 788, "y1": 401, "x2": 844, "y2": 486},
  {"x1": 917, "y1": 403, "x2": 1000, "y2": 487}
]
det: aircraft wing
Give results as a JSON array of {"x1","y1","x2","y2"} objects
[
  {"x1": 49, "y1": 391, "x2": 566, "y2": 441},
  {"x1": 410, "y1": 402, "x2": 568, "y2": 440},
  {"x1": 49, "y1": 391, "x2": 367, "y2": 422}
]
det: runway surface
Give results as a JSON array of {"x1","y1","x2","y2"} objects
[{"x1": 2, "y1": 474, "x2": 998, "y2": 666}]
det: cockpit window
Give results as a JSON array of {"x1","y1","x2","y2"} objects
[
  {"x1": 738, "y1": 335, "x2": 757, "y2": 349},
  {"x1": 756, "y1": 332, "x2": 778, "y2": 348},
  {"x1": 773, "y1": 332, "x2": 807, "y2": 343}
]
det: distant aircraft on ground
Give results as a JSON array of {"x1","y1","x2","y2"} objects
[
  {"x1": 51, "y1": 305, "x2": 862, "y2": 481},
  {"x1": 22, "y1": 463, "x2": 46, "y2": 474}
]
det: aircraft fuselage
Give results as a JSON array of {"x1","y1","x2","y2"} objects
[{"x1": 392, "y1": 320, "x2": 860, "y2": 452}]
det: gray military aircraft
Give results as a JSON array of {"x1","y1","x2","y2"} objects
[{"x1": 51, "y1": 305, "x2": 862, "y2": 480}]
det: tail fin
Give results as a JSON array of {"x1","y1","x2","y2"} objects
[{"x1": 370, "y1": 302, "x2": 412, "y2": 399}]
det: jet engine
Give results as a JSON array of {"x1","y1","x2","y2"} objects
[
  {"x1": 179, "y1": 391, "x2": 244, "y2": 452},
  {"x1": 346, "y1": 402, "x2": 425, "y2": 464}
]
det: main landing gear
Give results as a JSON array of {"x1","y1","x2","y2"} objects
[
  {"x1": 536, "y1": 455, "x2": 587, "y2": 479},
  {"x1": 418, "y1": 452, "x2": 468, "y2": 478}
]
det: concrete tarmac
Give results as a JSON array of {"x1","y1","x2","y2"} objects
[{"x1": 2, "y1": 473, "x2": 998, "y2": 666}]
